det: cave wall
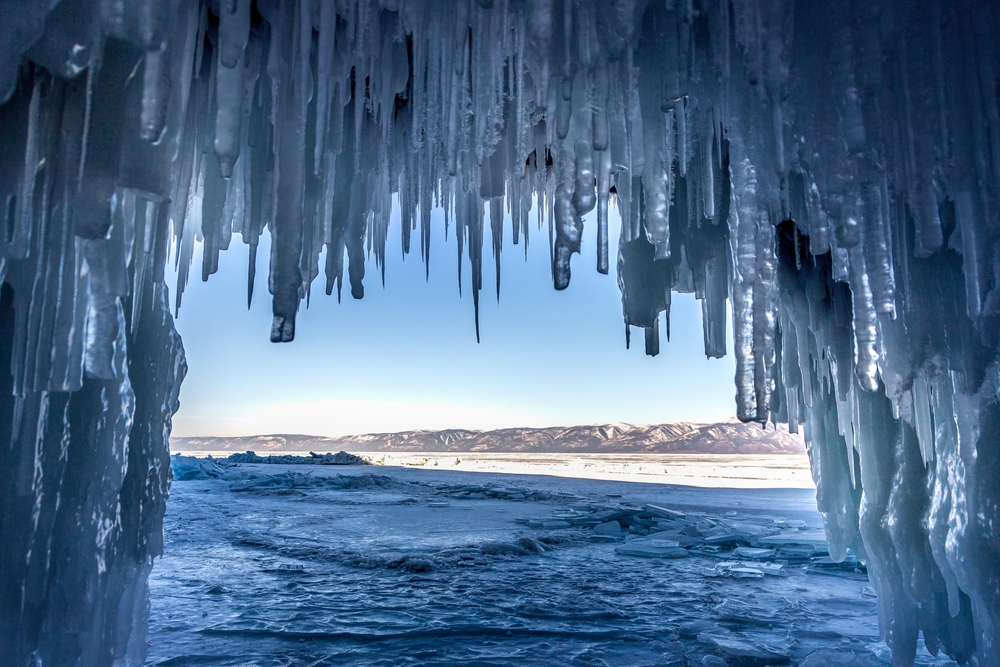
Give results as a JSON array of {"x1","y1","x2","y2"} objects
[{"x1": 0, "y1": 268, "x2": 184, "y2": 667}]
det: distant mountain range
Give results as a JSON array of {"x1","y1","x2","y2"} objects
[{"x1": 171, "y1": 420, "x2": 806, "y2": 455}]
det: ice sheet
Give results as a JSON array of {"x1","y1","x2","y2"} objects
[{"x1": 147, "y1": 463, "x2": 958, "y2": 667}]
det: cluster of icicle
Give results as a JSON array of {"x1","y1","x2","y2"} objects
[{"x1": 1, "y1": 0, "x2": 999, "y2": 665}]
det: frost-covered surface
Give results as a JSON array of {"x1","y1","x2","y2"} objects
[
  {"x1": 1, "y1": 0, "x2": 999, "y2": 664},
  {"x1": 148, "y1": 463, "x2": 957, "y2": 667}
]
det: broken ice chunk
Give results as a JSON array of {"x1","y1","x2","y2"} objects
[
  {"x1": 171, "y1": 455, "x2": 226, "y2": 480},
  {"x1": 728, "y1": 567, "x2": 765, "y2": 579},
  {"x1": 644, "y1": 504, "x2": 687, "y2": 519},
  {"x1": 758, "y1": 532, "x2": 827, "y2": 550},
  {"x1": 798, "y1": 648, "x2": 884, "y2": 667},
  {"x1": 698, "y1": 634, "x2": 791, "y2": 664},
  {"x1": 615, "y1": 539, "x2": 687, "y2": 558},
  {"x1": 711, "y1": 561, "x2": 765, "y2": 578},
  {"x1": 756, "y1": 562, "x2": 787, "y2": 576},
  {"x1": 593, "y1": 520, "x2": 621, "y2": 536},
  {"x1": 732, "y1": 547, "x2": 776, "y2": 560}
]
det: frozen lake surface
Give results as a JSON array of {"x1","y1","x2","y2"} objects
[
  {"x1": 147, "y1": 457, "x2": 958, "y2": 666},
  {"x1": 169, "y1": 452, "x2": 818, "y2": 488}
]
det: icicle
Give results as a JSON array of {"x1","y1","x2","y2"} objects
[
  {"x1": 730, "y1": 156, "x2": 758, "y2": 423},
  {"x1": 141, "y1": 43, "x2": 171, "y2": 143},
  {"x1": 214, "y1": 46, "x2": 246, "y2": 179},
  {"x1": 314, "y1": 0, "x2": 338, "y2": 172},
  {"x1": 552, "y1": 142, "x2": 580, "y2": 290},
  {"x1": 10, "y1": 75, "x2": 43, "y2": 260},
  {"x1": 571, "y1": 140, "x2": 595, "y2": 217},
  {"x1": 267, "y1": 0, "x2": 311, "y2": 342},
  {"x1": 592, "y1": 63, "x2": 609, "y2": 151},
  {"x1": 596, "y1": 148, "x2": 611, "y2": 274},
  {"x1": 862, "y1": 182, "x2": 896, "y2": 315},
  {"x1": 848, "y1": 247, "x2": 879, "y2": 392},
  {"x1": 752, "y1": 210, "x2": 777, "y2": 423}
]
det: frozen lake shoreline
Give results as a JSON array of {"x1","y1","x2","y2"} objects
[
  {"x1": 171, "y1": 452, "x2": 818, "y2": 489},
  {"x1": 147, "y1": 460, "x2": 957, "y2": 666}
]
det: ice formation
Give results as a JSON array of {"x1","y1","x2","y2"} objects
[{"x1": 0, "y1": 0, "x2": 997, "y2": 665}]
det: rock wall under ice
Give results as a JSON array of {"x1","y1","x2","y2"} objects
[{"x1": 0, "y1": 0, "x2": 998, "y2": 665}]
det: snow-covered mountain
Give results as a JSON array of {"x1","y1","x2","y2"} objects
[{"x1": 172, "y1": 420, "x2": 804, "y2": 455}]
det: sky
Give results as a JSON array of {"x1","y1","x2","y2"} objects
[{"x1": 168, "y1": 201, "x2": 738, "y2": 437}]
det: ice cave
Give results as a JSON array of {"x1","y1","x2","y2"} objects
[{"x1": 0, "y1": 0, "x2": 998, "y2": 664}]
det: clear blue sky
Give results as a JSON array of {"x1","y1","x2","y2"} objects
[{"x1": 168, "y1": 202, "x2": 738, "y2": 437}]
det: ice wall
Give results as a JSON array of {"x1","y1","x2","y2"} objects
[{"x1": 0, "y1": 0, "x2": 998, "y2": 665}]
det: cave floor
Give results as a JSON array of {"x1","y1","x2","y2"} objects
[{"x1": 146, "y1": 461, "x2": 960, "y2": 666}]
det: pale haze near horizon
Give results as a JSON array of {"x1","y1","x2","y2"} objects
[{"x1": 169, "y1": 201, "x2": 738, "y2": 438}]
